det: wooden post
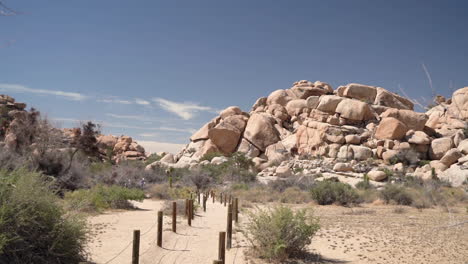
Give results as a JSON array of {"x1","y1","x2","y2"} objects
[
  {"x1": 203, "y1": 195, "x2": 207, "y2": 212},
  {"x1": 234, "y1": 198, "x2": 239, "y2": 223},
  {"x1": 191, "y1": 199, "x2": 195, "y2": 220},
  {"x1": 220, "y1": 193, "x2": 223, "y2": 204},
  {"x1": 212, "y1": 192, "x2": 215, "y2": 203},
  {"x1": 198, "y1": 191, "x2": 201, "y2": 204},
  {"x1": 218, "y1": 231, "x2": 226, "y2": 264},
  {"x1": 172, "y1": 201, "x2": 177, "y2": 233},
  {"x1": 227, "y1": 204, "x2": 232, "y2": 249},
  {"x1": 229, "y1": 195, "x2": 232, "y2": 204},
  {"x1": 185, "y1": 199, "x2": 189, "y2": 217},
  {"x1": 224, "y1": 195, "x2": 227, "y2": 207},
  {"x1": 213, "y1": 261, "x2": 223, "y2": 264},
  {"x1": 188, "y1": 201, "x2": 192, "y2": 226},
  {"x1": 132, "y1": 230, "x2": 140, "y2": 264},
  {"x1": 157, "y1": 211, "x2": 163, "y2": 247}
]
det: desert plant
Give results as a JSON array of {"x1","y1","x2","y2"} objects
[
  {"x1": 200, "y1": 151, "x2": 224, "y2": 162},
  {"x1": 380, "y1": 184, "x2": 413, "y2": 205},
  {"x1": 310, "y1": 180, "x2": 360, "y2": 206},
  {"x1": 244, "y1": 206, "x2": 320, "y2": 261},
  {"x1": 355, "y1": 174, "x2": 372, "y2": 190},
  {"x1": 64, "y1": 184, "x2": 145, "y2": 212},
  {"x1": 0, "y1": 169, "x2": 87, "y2": 263}
]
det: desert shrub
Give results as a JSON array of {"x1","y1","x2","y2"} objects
[
  {"x1": 64, "y1": 184, "x2": 145, "y2": 212},
  {"x1": 147, "y1": 183, "x2": 193, "y2": 200},
  {"x1": 93, "y1": 160, "x2": 165, "y2": 188},
  {"x1": 356, "y1": 188, "x2": 379, "y2": 203},
  {"x1": 200, "y1": 151, "x2": 224, "y2": 162},
  {"x1": 144, "y1": 153, "x2": 163, "y2": 165},
  {"x1": 310, "y1": 180, "x2": 360, "y2": 206},
  {"x1": 245, "y1": 206, "x2": 320, "y2": 261},
  {"x1": 199, "y1": 152, "x2": 255, "y2": 183},
  {"x1": 231, "y1": 185, "x2": 278, "y2": 203},
  {"x1": 0, "y1": 169, "x2": 87, "y2": 263},
  {"x1": 355, "y1": 174, "x2": 373, "y2": 190},
  {"x1": 380, "y1": 184, "x2": 413, "y2": 205},
  {"x1": 279, "y1": 187, "x2": 311, "y2": 204}
]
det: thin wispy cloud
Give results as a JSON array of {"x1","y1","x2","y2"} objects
[
  {"x1": 153, "y1": 97, "x2": 217, "y2": 120},
  {"x1": 97, "y1": 98, "x2": 133, "y2": 104},
  {"x1": 0, "y1": 84, "x2": 86, "y2": 101},
  {"x1": 135, "y1": 98, "x2": 150, "y2": 105}
]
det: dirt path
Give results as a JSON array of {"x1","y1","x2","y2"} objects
[
  {"x1": 87, "y1": 199, "x2": 248, "y2": 264},
  {"x1": 88, "y1": 200, "x2": 468, "y2": 264}
]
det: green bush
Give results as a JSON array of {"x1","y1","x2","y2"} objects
[
  {"x1": 310, "y1": 180, "x2": 360, "y2": 206},
  {"x1": 355, "y1": 174, "x2": 372, "y2": 190},
  {"x1": 380, "y1": 184, "x2": 413, "y2": 205},
  {"x1": 65, "y1": 184, "x2": 145, "y2": 212},
  {"x1": 200, "y1": 151, "x2": 224, "y2": 162},
  {"x1": 245, "y1": 206, "x2": 320, "y2": 261},
  {"x1": 0, "y1": 169, "x2": 87, "y2": 263}
]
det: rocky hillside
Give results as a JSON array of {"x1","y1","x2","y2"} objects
[
  {"x1": 0, "y1": 95, "x2": 146, "y2": 163},
  {"x1": 151, "y1": 80, "x2": 468, "y2": 187}
]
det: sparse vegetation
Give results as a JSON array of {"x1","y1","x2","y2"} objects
[
  {"x1": 0, "y1": 169, "x2": 87, "y2": 263},
  {"x1": 64, "y1": 184, "x2": 145, "y2": 212},
  {"x1": 310, "y1": 180, "x2": 360, "y2": 206},
  {"x1": 244, "y1": 206, "x2": 320, "y2": 261}
]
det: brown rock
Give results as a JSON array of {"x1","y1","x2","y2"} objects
[
  {"x1": 266, "y1": 89, "x2": 294, "y2": 106},
  {"x1": 219, "y1": 106, "x2": 242, "y2": 119},
  {"x1": 335, "y1": 99, "x2": 373, "y2": 121},
  {"x1": 380, "y1": 109, "x2": 428, "y2": 131},
  {"x1": 316, "y1": 95, "x2": 344, "y2": 113},
  {"x1": 368, "y1": 170, "x2": 387, "y2": 181},
  {"x1": 243, "y1": 113, "x2": 280, "y2": 151},
  {"x1": 208, "y1": 115, "x2": 247, "y2": 154},
  {"x1": 285, "y1": 99, "x2": 307, "y2": 116},
  {"x1": 343, "y1": 83, "x2": 377, "y2": 103},
  {"x1": 429, "y1": 137, "x2": 453, "y2": 160},
  {"x1": 374, "y1": 87, "x2": 414, "y2": 110},
  {"x1": 375, "y1": 117, "x2": 408, "y2": 140},
  {"x1": 439, "y1": 148, "x2": 462, "y2": 166}
]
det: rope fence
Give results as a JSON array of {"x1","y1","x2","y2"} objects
[{"x1": 85, "y1": 189, "x2": 241, "y2": 264}]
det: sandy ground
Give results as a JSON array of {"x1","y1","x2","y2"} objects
[
  {"x1": 87, "y1": 198, "x2": 248, "y2": 264},
  {"x1": 87, "y1": 199, "x2": 468, "y2": 264}
]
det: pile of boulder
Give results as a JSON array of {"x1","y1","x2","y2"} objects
[
  {"x1": 0, "y1": 94, "x2": 32, "y2": 150},
  {"x1": 153, "y1": 81, "x2": 468, "y2": 187},
  {"x1": 96, "y1": 135, "x2": 146, "y2": 162}
]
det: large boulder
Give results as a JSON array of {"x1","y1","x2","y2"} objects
[
  {"x1": 439, "y1": 164, "x2": 468, "y2": 187},
  {"x1": 350, "y1": 145, "x2": 373, "y2": 161},
  {"x1": 316, "y1": 95, "x2": 344, "y2": 113},
  {"x1": 285, "y1": 99, "x2": 308, "y2": 116},
  {"x1": 439, "y1": 148, "x2": 462, "y2": 166},
  {"x1": 290, "y1": 80, "x2": 332, "y2": 99},
  {"x1": 449, "y1": 87, "x2": 468, "y2": 120},
  {"x1": 429, "y1": 137, "x2": 453, "y2": 160},
  {"x1": 406, "y1": 130, "x2": 431, "y2": 145},
  {"x1": 243, "y1": 113, "x2": 280, "y2": 151},
  {"x1": 374, "y1": 87, "x2": 414, "y2": 110},
  {"x1": 190, "y1": 118, "x2": 218, "y2": 141},
  {"x1": 375, "y1": 117, "x2": 408, "y2": 140},
  {"x1": 335, "y1": 99, "x2": 373, "y2": 121},
  {"x1": 236, "y1": 138, "x2": 261, "y2": 158},
  {"x1": 380, "y1": 109, "x2": 428, "y2": 131},
  {"x1": 295, "y1": 121, "x2": 329, "y2": 155},
  {"x1": 219, "y1": 106, "x2": 242, "y2": 119},
  {"x1": 266, "y1": 104, "x2": 289, "y2": 121},
  {"x1": 208, "y1": 115, "x2": 247, "y2": 154},
  {"x1": 266, "y1": 89, "x2": 294, "y2": 106},
  {"x1": 367, "y1": 170, "x2": 387, "y2": 181},
  {"x1": 343, "y1": 83, "x2": 377, "y2": 103},
  {"x1": 457, "y1": 139, "x2": 468, "y2": 154}
]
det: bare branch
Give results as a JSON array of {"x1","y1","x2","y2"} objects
[{"x1": 0, "y1": 1, "x2": 19, "y2": 16}]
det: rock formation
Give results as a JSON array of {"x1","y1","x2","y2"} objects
[{"x1": 157, "y1": 81, "x2": 468, "y2": 187}]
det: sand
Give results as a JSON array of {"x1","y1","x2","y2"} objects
[
  {"x1": 87, "y1": 198, "x2": 247, "y2": 264},
  {"x1": 87, "y1": 200, "x2": 468, "y2": 264}
]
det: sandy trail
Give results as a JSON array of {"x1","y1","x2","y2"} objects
[{"x1": 87, "y1": 198, "x2": 247, "y2": 264}]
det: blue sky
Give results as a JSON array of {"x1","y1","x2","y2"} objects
[{"x1": 1, "y1": 0, "x2": 468, "y2": 153}]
